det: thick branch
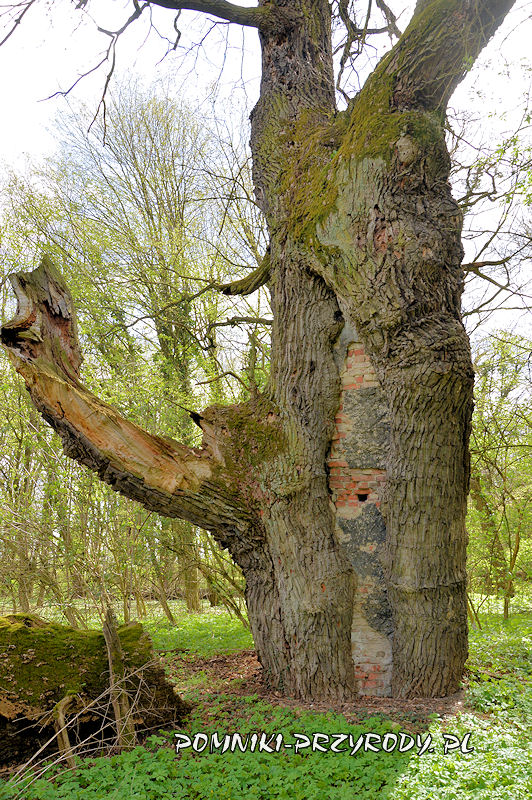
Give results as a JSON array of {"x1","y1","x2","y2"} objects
[
  {"x1": 0, "y1": 257, "x2": 250, "y2": 535},
  {"x1": 142, "y1": 0, "x2": 297, "y2": 34},
  {"x1": 386, "y1": 0, "x2": 516, "y2": 111},
  {"x1": 219, "y1": 250, "x2": 271, "y2": 296}
]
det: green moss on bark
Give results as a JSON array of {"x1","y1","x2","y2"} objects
[
  {"x1": 204, "y1": 395, "x2": 288, "y2": 475},
  {"x1": 0, "y1": 615, "x2": 190, "y2": 766},
  {"x1": 282, "y1": 83, "x2": 444, "y2": 240},
  {"x1": 0, "y1": 614, "x2": 156, "y2": 714},
  {"x1": 279, "y1": 3, "x2": 457, "y2": 239}
]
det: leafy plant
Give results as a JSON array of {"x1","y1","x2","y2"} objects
[{"x1": 2, "y1": 605, "x2": 531, "y2": 799}]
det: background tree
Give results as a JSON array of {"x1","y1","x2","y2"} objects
[
  {"x1": 0, "y1": 83, "x2": 262, "y2": 625},
  {"x1": 447, "y1": 93, "x2": 532, "y2": 328},
  {"x1": 467, "y1": 332, "x2": 532, "y2": 620}
]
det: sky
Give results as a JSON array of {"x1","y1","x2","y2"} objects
[
  {"x1": 0, "y1": 0, "x2": 263, "y2": 164},
  {"x1": 1, "y1": 1, "x2": 529, "y2": 162},
  {"x1": 0, "y1": 0, "x2": 531, "y2": 335}
]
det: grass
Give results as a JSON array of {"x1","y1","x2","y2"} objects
[
  {"x1": 1, "y1": 607, "x2": 531, "y2": 799},
  {"x1": 144, "y1": 608, "x2": 254, "y2": 657}
]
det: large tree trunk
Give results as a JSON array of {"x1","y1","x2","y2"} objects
[
  {"x1": 313, "y1": 110, "x2": 474, "y2": 695},
  {"x1": 1, "y1": 0, "x2": 516, "y2": 700}
]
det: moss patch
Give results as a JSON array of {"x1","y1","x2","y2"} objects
[
  {"x1": 0, "y1": 615, "x2": 190, "y2": 767},
  {"x1": 203, "y1": 395, "x2": 288, "y2": 477},
  {"x1": 0, "y1": 614, "x2": 154, "y2": 715},
  {"x1": 281, "y1": 3, "x2": 455, "y2": 239}
]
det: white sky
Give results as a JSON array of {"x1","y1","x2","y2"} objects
[
  {"x1": 0, "y1": 0, "x2": 263, "y2": 164},
  {"x1": 1, "y1": 1, "x2": 529, "y2": 161},
  {"x1": 0, "y1": 0, "x2": 531, "y2": 335}
]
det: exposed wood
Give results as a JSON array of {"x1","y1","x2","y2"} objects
[
  {"x1": 0, "y1": 0, "x2": 519, "y2": 701},
  {"x1": 0, "y1": 614, "x2": 190, "y2": 766},
  {"x1": 0, "y1": 257, "x2": 252, "y2": 538},
  {"x1": 53, "y1": 695, "x2": 76, "y2": 770},
  {"x1": 103, "y1": 608, "x2": 136, "y2": 750}
]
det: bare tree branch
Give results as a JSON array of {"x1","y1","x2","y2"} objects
[
  {"x1": 140, "y1": 0, "x2": 298, "y2": 34},
  {"x1": 0, "y1": 0, "x2": 37, "y2": 47},
  {"x1": 375, "y1": 0, "x2": 400, "y2": 38},
  {"x1": 207, "y1": 315, "x2": 272, "y2": 330}
]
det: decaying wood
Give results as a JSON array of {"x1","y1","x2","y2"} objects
[
  {"x1": 0, "y1": 256, "x2": 252, "y2": 538},
  {"x1": 0, "y1": 614, "x2": 190, "y2": 766},
  {"x1": 53, "y1": 695, "x2": 76, "y2": 770},
  {"x1": 103, "y1": 608, "x2": 136, "y2": 750}
]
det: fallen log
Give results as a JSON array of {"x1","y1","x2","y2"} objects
[{"x1": 0, "y1": 613, "x2": 190, "y2": 766}]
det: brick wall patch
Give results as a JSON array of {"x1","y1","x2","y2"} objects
[{"x1": 330, "y1": 322, "x2": 392, "y2": 696}]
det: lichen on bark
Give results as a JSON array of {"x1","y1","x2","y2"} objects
[{"x1": 0, "y1": 0, "x2": 518, "y2": 703}]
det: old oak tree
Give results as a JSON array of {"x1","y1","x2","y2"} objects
[{"x1": 0, "y1": 0, "x2": 517, "y2": 700}]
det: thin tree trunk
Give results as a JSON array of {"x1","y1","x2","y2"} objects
[
  {"x1": 171, "y1": 520, "x2": 201, "y2": 613},
  {"x1": 102, "y1": 608, "x2": 136, "y2": 750}
]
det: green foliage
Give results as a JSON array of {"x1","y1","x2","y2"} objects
[
  {"x1": 2, "y1": 606, "x2": 531, "y2": 799},
  {"x1": 467, "y1": 612, "x2": 532, "y2": 680},
  {"x1": 0, "y1": 80, "x2": 271, "y2": 625},
  {"x1": 145, "y1": 608, "x2": 254, "y2": 657},
  {"x1": 391, "y1": 714, "x2": 532, "y2": 800},
  {"x1": 1, "y1": 702, "x2": 413, "y2": 800},
  {"x1": 466, "y1": 612, "x2": 532, "y2": 733},
  {"x1": 393, "y1": 616, "x2": 532, "y2": 798},
  {"x1": 467, "y1": 332, "x2": 532, "y2": 617}
]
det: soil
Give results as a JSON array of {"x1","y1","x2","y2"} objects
[
  {"x1": 167, "y1": 649, "x2": 468, "y2": 727},
  {"x1": 0, "y1": 648, "x2": 472, "y2": 777}
]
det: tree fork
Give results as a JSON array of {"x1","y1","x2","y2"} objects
[
  {"x1": 247, "y1": 0, "x2": 514, "y2": 698},
  {"x1": 0, "y1": 0, "x2": 519, "y2": 702},
  {"x1": 0, "y1": 255, "x2": 356, "y2": 701}
]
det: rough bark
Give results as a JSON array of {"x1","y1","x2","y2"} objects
[
  {"x1": 0, "y1": 257, "x2": 252, "y2": 538},
  {"x1": 1, "y1": 0, "x2": 518, "y2": 700},
  {"x1": 301, "y1": 0, "x2": 514, "y2": 695},
  {"x1": 247, "y1": 0, "x2": 515, "y2": 697},
  {"x1": 1, "y1": 255, "x2": 354, "y2": 701}
]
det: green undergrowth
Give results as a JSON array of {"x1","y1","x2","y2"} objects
[
  {"x1": 0, "y1": 701, "x2": 420, "y2": 800},
  {"x1": 391, "y1": 713, "x2": 531, "y2": 799},
  {"x1": 144, "y1": 607, "x2": 253, "y2": 657},
  {"x1": 467, "y1": 612, "x2": 532, "y2": 680},
  {"x1": 465, "y1": 612, "x2": 532, "y2": 733},
  {"x1": 1, "y1": 609, "x2": 530, "y2": 799}
]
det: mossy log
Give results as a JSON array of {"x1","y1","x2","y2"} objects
[{"x1": 0, "y1": 614, "x2": 190, "y2": 766}]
